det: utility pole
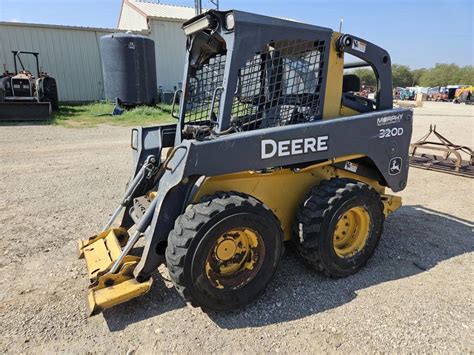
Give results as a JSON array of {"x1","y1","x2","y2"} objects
[
  {"x1": 195, "y1": 0, "x2": 202, "y2": 16},
  {"x1": 195, "y1": 0, "x2": 219, "y2": 16}
]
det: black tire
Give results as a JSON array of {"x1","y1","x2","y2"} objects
[
  {"x1": 0, "y1": 77, "x2": 11, "y2": 102},
  {"x1": 166, "y1": 191, "x2": 283, "y2": 311},
  {"x1": 42, "y1": 77, "x2": 59, "y2": 110},
  {"x1": 294, "y1": 178, "x2": 384, "y2": 278}
]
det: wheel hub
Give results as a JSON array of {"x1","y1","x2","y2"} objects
[
  {"x1": 205, "y1": 228, "x2": 264, "y2": 289},
  {"x1": 215, "y1": 239, "x2": 237, "y2": 261},
  {"x1": 333, "y1": 206, "x2": 370, "y2": 258}
]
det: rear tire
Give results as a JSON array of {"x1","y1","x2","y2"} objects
[
  {"x1": 166, "y1": 191, "x2": 283, "y2": 311},
  {"x1": 42, "y1": 77, "x2": 59, "y2": 110},
  {"x1": 294, "y1": 178, "x2": 384, "y2": 278}
]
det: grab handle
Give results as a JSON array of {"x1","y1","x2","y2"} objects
[{"x1": 208, "y1": 86, "x2": 224, "y2": 124}]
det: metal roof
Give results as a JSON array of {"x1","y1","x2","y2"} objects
[
  {"x1": 0, "y1": 21, "x2": 117, "y2": 32},
  {"x1": 129, "y1": 0, "x2": 196, "y2": 21}
]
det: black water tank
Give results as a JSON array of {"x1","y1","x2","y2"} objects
[{"x1": 100, "y1": 33, "x2": 157, "y2": 106}]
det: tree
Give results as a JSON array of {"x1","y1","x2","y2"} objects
[
  {"x1": 353, "y1": 68, "x2": 376, "y2": 87},
  {"x1": 459, "y1": 66, "x2": 474, "y2": 84},
  {"x1": 411, "y1": 68, "x2": 427, "y2": 86},
  {"x1": 392, "y1": 64, "x2": 414, "y2": 88},
  {"x1": 419, "y1": 63, "x2": 468, "y2": 86},
  {"x1": 351, "y1": 63, "x2": 473, "y2": 89}
]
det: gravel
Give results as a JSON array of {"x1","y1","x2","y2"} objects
[{"x1": 0, "y1": 102, "x2": 472, "y2": 353}]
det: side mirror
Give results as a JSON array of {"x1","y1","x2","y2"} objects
[
  {"x1": 131, "y1": 128, "x2": 138, "y2": 150},
  {"x1": 171, "y1": 89, "x2": 182, "y2": 119}
]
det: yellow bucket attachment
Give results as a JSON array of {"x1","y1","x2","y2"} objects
[
  {"x1": 78, "y1": 228, "x2": 153, "y2": 315},
  {"x1": 87, "y1": 257, "x2": 153, "y2": 315},
  {"x1": 78, "y1": 227, "x2": 128, "y2": 259}
]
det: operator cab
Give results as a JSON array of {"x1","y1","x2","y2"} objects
[{"x1": 176, "y1": 10, "x2": 393, "y2": 142}]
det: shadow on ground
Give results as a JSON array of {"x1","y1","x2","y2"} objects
[
  {"x1": 0, "y1": 106, "x2": 85, "y2": 126},
  {"x1": 0, "y1": 120, "x2": 53, "y2": 126},
  {"x1": 103, "y1": 265, "x2": 187, "y2": 332},
  {"x1": 103, "y1": 205, "x2": 473, "y2": 331}
]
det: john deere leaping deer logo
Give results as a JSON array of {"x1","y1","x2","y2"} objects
[{"x1": 389, "y1": 157, "x2": 402, "y2": 175}]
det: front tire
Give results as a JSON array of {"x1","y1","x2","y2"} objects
[
  {"x1": 0, "y1": 77, "x2": 10, "y2": 103},
  {"x1": 294, "y1": 178, "x2": 384, "y2": 277},
  {"x1": 166, "y1": 192, "x2": 283, "y2": 311}
]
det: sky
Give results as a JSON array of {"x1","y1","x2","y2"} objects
[{"x1": 0, "y1": 0, "x2": 472, "y2": 68}]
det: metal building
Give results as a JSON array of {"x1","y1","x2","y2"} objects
[
  {"x1": 0, "y1": 1, "x2": 195, "y2": 102},
  {"x1": 118, "y1": 0, "x2": 195, "y2": 92},
  {"x1": 0, "y1": 22, "x2": 116, "y2": 102}
]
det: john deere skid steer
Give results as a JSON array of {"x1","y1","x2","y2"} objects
[{"x1": 79, "y1": 10, "x2": 412, "y2": 315}]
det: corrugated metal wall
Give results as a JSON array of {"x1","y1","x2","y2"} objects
[
  {"x1": 149, "y1": 19, "x2": 187, "y2": 91},
  {"x1": 0, "y1": 22, "x2": 113, "y2": 102},
  {"x1": 0, "y1": 18, "x2": 187, "y2": 101}
]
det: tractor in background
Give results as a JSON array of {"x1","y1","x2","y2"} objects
[
  {"x1": 0, "y1": 51, "x2": 58, "y2": 121},
  {"x1": 427, "y1": 87, "x2": 449, "y2": 102},
  {"x1": 399, "y1": 88, "x2": 416, "y2": 101}
]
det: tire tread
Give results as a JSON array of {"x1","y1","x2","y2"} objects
[
  {"x1": 165, "y1": 191, "x2": 280, "y2": 307},
  {"x1": 294, "y1": 178, "x2": 383, "y2": 277}
]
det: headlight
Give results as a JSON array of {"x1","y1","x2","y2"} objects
[
  {"x1": 225, "y1": 13, "x2": 235, "y2": 31},
  {"x1": 183, "y1": 16, "x2": 212, "y2": 36}
]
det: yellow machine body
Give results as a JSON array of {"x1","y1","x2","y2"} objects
[{"x1": 194, "y1": 159, "x2": 401, "y2": 241}]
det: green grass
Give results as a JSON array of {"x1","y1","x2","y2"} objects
[{"x1": 53, "y1": 102, "x2": 175, "y2": 127}]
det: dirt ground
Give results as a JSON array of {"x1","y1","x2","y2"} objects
[{"x1": 0, "y1": 102, "x2": 473, "y2": 353}]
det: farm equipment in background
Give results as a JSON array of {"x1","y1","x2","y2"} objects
[
  {"x1": 356, "y1": 85, "x2": 376, "y2": 100},
  {"x1": 427, "y1": 87, "x2": 449, "y2": 102},
  {"x1": 0, "y1": 51, "x2": 58, "y2": 121},
  {"x1": 78, "y1": 9, "x2": 413, "y2": 315},
  {"x1": 399, "y1": 88, "x2": 416, "y2": 101},
  {"x1": 453, "y1": 86, "x2": 473, "y2": 104},
  {"x1": 410, "y1": 125, "x2": 473, "y2": 177}
]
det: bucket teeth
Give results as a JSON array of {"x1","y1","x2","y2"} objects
[{"x1": 78, "y1": 228, "x2": 153, "y2": 315}]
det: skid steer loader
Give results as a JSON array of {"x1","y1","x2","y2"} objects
[{"x1": 79, "y1": 10, "x2": 412, "y2": 315}]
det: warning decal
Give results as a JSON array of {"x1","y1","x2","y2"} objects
[{"x1": 352, "y1": 39, "x2": 367, "y2": 53}]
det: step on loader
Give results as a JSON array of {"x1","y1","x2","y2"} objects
[{"x1": 78, "y1": 10, "x2": 413, "y2": 315}]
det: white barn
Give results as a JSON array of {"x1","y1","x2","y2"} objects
[{"x1": 0, "y1": 1, "x2": 196, "y2": 102}]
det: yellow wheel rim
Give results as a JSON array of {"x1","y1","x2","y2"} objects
[
  {"x1": 205, "y1": 228, "x2": 265, "y2": 290},
  {"x1": 333, "y1": 206, "x2": 370, "y2": 258}
]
